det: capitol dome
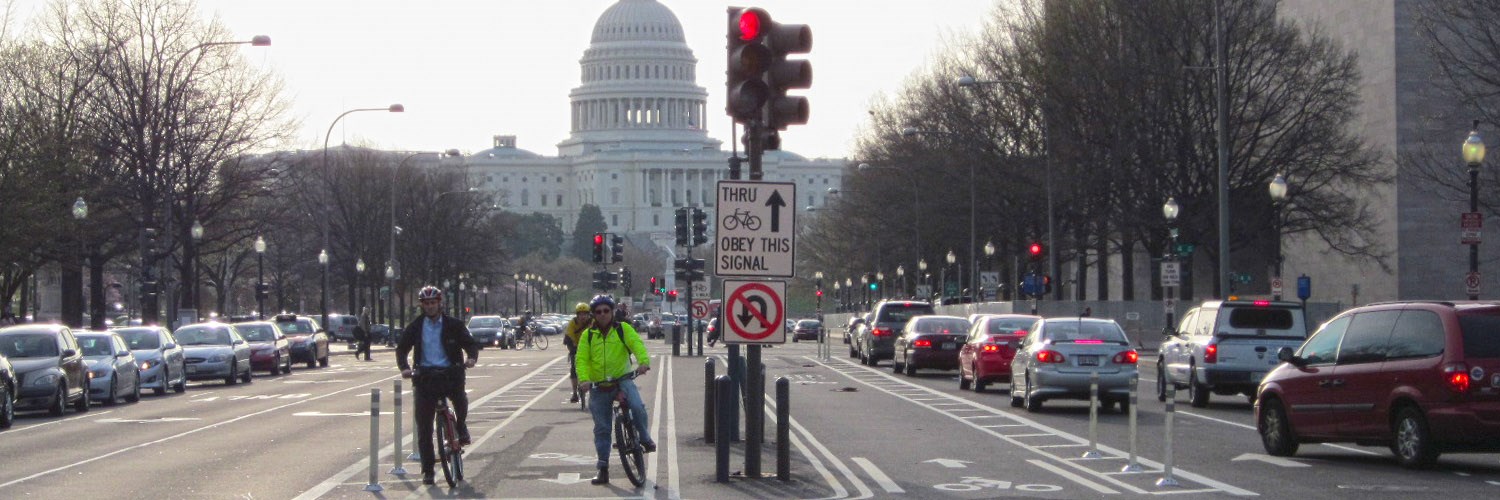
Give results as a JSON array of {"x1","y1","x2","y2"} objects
[{"x1": 559, "y1": 0, "x2": 718, "y2": 156}]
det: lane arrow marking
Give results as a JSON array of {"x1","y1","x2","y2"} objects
[
  {"x1": 540, "y1": 472, "x2": 586, "y2": 485},
  {"x1": 1231, "y1": 453, "x2": 1308, "y2": 467},
  {"x1": 923, "y1": 458, "x2": 973, "y2": 468}
]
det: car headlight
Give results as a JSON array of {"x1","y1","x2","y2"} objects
[
  {"x1": 90, "y1": 368, "x2": 110, "y2": 378},
  {"x1": 29, "y1": 373, "x2": 59, "y2": 387},
  {"x1": 209, "y1": 353, "x2": 230, "y2": 362},
  {"x1": 139, "y1": 360, "x2": 154, "y2": 370}
]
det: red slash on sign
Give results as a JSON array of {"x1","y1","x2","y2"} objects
[{"x1": 724, "y1": 280, "x2": 785, "y2": 343}]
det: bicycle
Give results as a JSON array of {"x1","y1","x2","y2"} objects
[
  {"x1": 597, "y1": 371, "x2": 645, "y2": 487},
  {"x1": 720, "y1": 208, "x2": 762, "y2": 231},
  {"x1": 409, "y1": 367, "x2": 464, "y2": 487},
  {"x1": 520, "y1": 326, "x2": 549, "y2": 350}
]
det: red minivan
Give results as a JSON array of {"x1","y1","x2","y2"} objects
[
  {"x1": 1255, "y1": 301, "x2": 1500, "y2": 468},
  {"x1": 958, "y1": 314, "x2": 1041, "y2": 392}
]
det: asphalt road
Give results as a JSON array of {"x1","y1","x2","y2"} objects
[{"x1": 2, "y1": 338, "x2": 1499, "y2": 499}]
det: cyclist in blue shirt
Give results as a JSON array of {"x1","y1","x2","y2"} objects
[{"x1": 397, "y1": 285, "x2": 479, "y2": 486}]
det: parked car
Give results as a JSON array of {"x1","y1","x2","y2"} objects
[
  {"x1": 1159, "y1": 300, "x2": 1310, "y2": 407},
  {"x1": 468, "y1": 316, "x2": 510, "y2": 349},
  {"x1": 232, "y1": 322, "x2": 293, "y2": 375},
  {"x1": 791, "y1": 319, "x2": 823, "y2": 342},
  {"x1": 75, "y1": 331, "x2": 141, "y2": 406},
  {"x1": 843, "y1": 315, "x2": 866, "y2": 346},
  {"x1": 853, "y1": 301, "x2": 935, "y2": 366},
  {"x1": 892, "y1": 315, "x2": 971, "y2": 375},
  {"x1": 1, "y1": 352, "x2": 16, "y2": 429},
  {"x1": 325, "y1": 313, "x2": 360, "y2": 342},
  {"x1": 175, "y1": 323, "x2": 253, "y2": 385},
  {"x1": 272, "y1": 314, "x2": 330, "y2": 368},
  {"x1": 1010, "y1": 318, "x2": 1139, "y2": 412},
  {"x1": 0, "y1": 324, "x2": 90, "y2": 415},
  {"x1": 1256, "y1": 301, "x2": 1500, "y2": 468},
  {"x1": 113, "y1": 326, "x2": 187, "y2": 395},
  {"x1": 370, "y1": 324, "x2": 392, "y2": 345},
  {"x1": 959, "y1": 314, "x2": 1042, "y2": 391}
]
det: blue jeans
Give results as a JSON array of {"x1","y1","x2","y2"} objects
[{"x1": 588, "y1": 378, "x2": 653, "y2": 468}]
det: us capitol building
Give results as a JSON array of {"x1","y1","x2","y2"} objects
[{"x1": 461, "y1": 0, "x2": 843, "y2": 251}]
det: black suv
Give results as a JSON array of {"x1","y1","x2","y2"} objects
[{"x1": 853, "y1": 301, "x2": 935, "y2": 366}]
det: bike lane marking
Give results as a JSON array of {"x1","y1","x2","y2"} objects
[
  {"x1": 814, "y1": 356, "x2": 1259, "y2": 496},
  {"x1": 9, "y1": 409, "x2": 115, "y2": 431}
]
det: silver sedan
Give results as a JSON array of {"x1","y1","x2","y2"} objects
[{"x1": 1009, "y1": 318, "x2": 1139, "y2": 413}]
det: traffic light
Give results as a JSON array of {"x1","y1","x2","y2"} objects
[
  {"x1": 726, "y1": 7, "x2": 771, "y2": 124},
  {"x1": 611, "y1": 234, "x2": 625, "y2": 263},
  {"x1": 592, "y1": 269, "x2": 609, "y2": 291},
  {"x1": 691, "y1": 208, "x2": 709, "y2": 246},
  {"x1": 674, "y1": 208, "x2": 690, "y2": 247},
  {"x1": 1027, "y1": 241, "x2": 1045, "y2": 263},
  {"x1": 667, "y1": 289, "x2": 679, "y2": 302},
  {"x1": 255, "y1": 282, "x2": 270, "y2": 299},
  {"x1": 603, "y1": 271, "x2": 619, "y2": 290},
  {"x1": 649, "y1": 277, "x2": 660, "y2": 296},
  {"x1": 592, "y1": 233, "x2": 606, "y2": 263},
  {"x1": 1043, "y1": 275, "x2": 1053, "y2": 294},
  {"x1": 760, "y1": 9, "x2": 812, "y2": 136},
  {"x1": 621, "y1": 268, "x2": 633, "y2": 295},
  {"x1": 675, "y1": 257, "x2": 706, "y2": 282}
]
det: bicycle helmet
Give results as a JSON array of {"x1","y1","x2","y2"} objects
[
  {"x1": 589, "y1": 294, "x2": 616, "y2": 309},
  {"x1": 417, "y1": 285, "x2": 443, "y2": 301},
  {"x1": 575, "y1": 302, "x2": 589, "y2": 313}
]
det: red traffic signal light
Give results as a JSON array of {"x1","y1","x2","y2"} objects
[
  {"x1": 1027, "y1": 242, "x2": 1045, "y2": 262},
  {"x1": 737, "y1": 8, "x2": 764, "y2": 40},
  {"x1": 592, "y1": 233, "x2": 606, "y2": 263},
  {"x1": 594, "y1": 233, "x2": 604, "y2": 245},
  {"x1": 816, "y1": 289, "x2": 823, "y2": 297},
  {"x1": 667, "y1": 289, "x2": 679, "y2": 302}
]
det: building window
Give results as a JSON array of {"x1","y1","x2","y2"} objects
[
  {"x1": 612, "y1": 173, "x2": 618, "y2": 180},
  {"x1": 540, "y1": 194, "x2": 547, "y2": 207},
  {"x1": 522, "y1": 177, "x2": 527, "y2": 183},
  {"x1": 556, "y1": 194, "x2": 563, "y2": 206},
  {"x1": 653, "y1": 213, "x2": 659, "y2": 226},
  {"x1": 521, "y1": 189, "x2": 529, "y2": 207},
  {"x1": 611, "y1": 189, "x2": 620, "y2": 205},
  {"x1": 612, "y1": 214, "x2": 619, "y2": 226}
]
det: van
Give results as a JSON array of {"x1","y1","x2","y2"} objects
[
  {"x1": 325, "y1": 314, "x2": 360, "y2": 342},
  {"x1": 1157, "y1": 300, "x2": 1309, "y2": 407}
]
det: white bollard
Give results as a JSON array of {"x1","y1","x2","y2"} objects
[
  {"x1": 390, "y1": 380, "x2": 408, "y2": 475},
  {"x1": 1082, "y1": 371, "x2": 1101, "y2": 459},
  {"x1": 365, "y1": 389, "x2": 383, "y2": 492},
  {"x1": 1121, "y1": 372, "x2": 1143, "y2": 473},
  {"x1": 1156, "y1": 382, "x2": 1180, "y2": 487}
]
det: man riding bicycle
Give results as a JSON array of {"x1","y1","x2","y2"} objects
[
  {"x1": 576, "y1": 294, "x2": 655, "y2": 485},
  {"x1": 396, "y1": 285, "x2": 479, "y2": 486},
  {"x1": 563, "y1": 302, "x2": 591, "y2": 403}
]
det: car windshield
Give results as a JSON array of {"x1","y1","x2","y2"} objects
[
  {"x1": 0, "y1": 333, "x2": 60, "y2": 358},
  {"x1": 176, "y1": 327, "x2": 232, "y2": 345},
  {"x1": 878, "y1": 304, "x2": 933, "y2": 324},
  {"x1": 988, "y1": 319, "x2": 1035, "y2": 335},
  {"x1": 469, "y1": 317, "x2": 503, "y2": 328},
  {"x1": 1044, "y1": 321, "x2": 1129, "y2": 344},
  {"x1": 914, "y1": 318, "x2": 970, "y2": 334},
  {"x1": 237, "y1": 325, "x2": 276, "y2": 342},
  {"x1": 78, "y1": 336, "x2": 113, "y2": 356},
  {"x1": 276, "y1": 320, "x2": 312, "y2": 334},
  {"x1": 796, "y1": 320, "x2": 821, "y2": 329},
  {"x1": 1459, "y1": 312, "x2": 1500, "y2": 358},
  {"x1": 115, "y1": 329, "x2": 161, "y2": 350}
]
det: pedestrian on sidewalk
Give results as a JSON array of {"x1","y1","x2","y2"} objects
[{"x1": 355, "y1": 306, "x2": 373, "y2": 361}]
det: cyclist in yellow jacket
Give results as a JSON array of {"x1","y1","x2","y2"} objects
[
  {"x1": 576, "y1": 294, "x2": 654, "y2": 484},
  {"x1": 563, "y1": 302, "x2": 591, "y2": 403}
]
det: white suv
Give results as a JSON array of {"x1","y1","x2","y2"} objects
[{"x1": 1157, "y1": 300, "x2": 1309, "y2": 407}]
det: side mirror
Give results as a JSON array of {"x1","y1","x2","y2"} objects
[
  {"x1": 163, "y1": 342, "x2": 177, "y2": 350},
  {"x1": 62, "y1": 348, "x2": 77, "y2": 357},
  {"x1": 116, "y1": 351, "x2": 130, "y2": 358},
  {"x1": 233, "y1": 339, "x2": 245, "y2": 346},
  {"x1": 1276, "y1": 347, "x2": 1301, "y2": 366}
]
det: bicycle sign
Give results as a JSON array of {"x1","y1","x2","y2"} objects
[{"x1": 715, "y1": 180, "x2": 796, "y2": 278}]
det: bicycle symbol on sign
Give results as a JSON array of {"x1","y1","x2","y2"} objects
[{"x1": 721, "y1": 208, "x2": 762, "y2": 231}]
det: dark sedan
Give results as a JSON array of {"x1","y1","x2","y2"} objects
[
  {"x1": 893, "y1": 315, "x2": 971, "y2": 375},
  {"x1": 467, "y1": 316, "x2": 510, "y2": 349},
  {"x1": 0, "y1": 325, "x2": 90, "y2": 415},
  {"x1": 272, "y1": 314, "x2": 329, "y2": 368},
  {"x1": 232, "y1": 322, "x2": 293, "y2": 375},
  {"x1": 791, "y1": 319, "x2": 823, "y2": 342}
]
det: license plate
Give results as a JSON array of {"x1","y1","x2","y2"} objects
[
  {"x1": 942, "y1": 342, "x2": 956, "y2": 350},
  {"x1": 186, "y1": 365, "x2": 198, "y2": 374},
  {"x1": 1078, "y1": 355, "x2": 1099, "y2": 366}
]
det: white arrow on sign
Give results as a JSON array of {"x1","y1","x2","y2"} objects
[
  {"x1": 923, "y1": 458, "x2": 973, "y2": 468},
  {"x1": 1231, "y1": 453, "x2": 1308, "y2": 467},
  {"x1": 540, "y1": 472, "x2": 586, "y2": 485},
  {"x1": 97, "y1": 417, "x2": 201, "y2": 423},
  {"x1": 292, "y1": 411, "x2": 368, "y2": 417}
]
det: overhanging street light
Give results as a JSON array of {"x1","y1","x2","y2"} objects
[
  {"x1": 322, "y1": 103, "x2": 403, "y2": 331},
  {"x1": 1464, "y1": 122, "x2": 1487, "y2": 300}
]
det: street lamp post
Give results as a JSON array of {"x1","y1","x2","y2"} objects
[
  {"x1": 983, "y1": 240, "x2": 996, "y2": 301},
  {"x1": 833, "y1": 282, "x2": 842, "y2": 312},
  {"x1": 1268, "y1": 174, "x2": 1289, "y2": 301},
  {"x1": 384, "y1": 263, "x2": 396, "y2": 345},
  {"x1": 512, "y1": 273, "x2": 521, "y2": 316},
  {"x1": 317, "y1": 249, "x2": 328, "y2": 327},
  {"x1": 189, "y1": 219, "x2": 203, "y2": 317},
  {"x1": 918, "y1": 259, "x2": 928, "y2": 300},
  {"x1": 896, "y1": 265, "x2": 906, "y2": 298},
  {"x1": 322, "y1": 104, "x2": 403, "y2": 331},
  {"x1": 1464, "y1": 123, "x2": 1487, "y2": 300},
  {"x1": 1164, "y1": 198, "x2": 1181, "y2": 333},
  {"x1": 354, "y1": 258, "x2": 366, "y2": 324},
  {"x1": 254, "y1": 236, "x2": 266, "y2": 320},
  {"x1": 946, "y1": 250, "x2": 959, "y2": 303},
  {"x1": 71, "y1": 197, "x2": 88, "y2": 329}
]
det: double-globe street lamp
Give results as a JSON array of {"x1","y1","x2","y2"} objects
[
  {"x1": 1464, "y1": 123, "x2": 1487, "y2": 300},
  {"x1": 321, "y1": 104, "x2": 404, "y2": 332}
]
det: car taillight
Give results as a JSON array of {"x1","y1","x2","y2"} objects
[
  {"x1": 872, "y1": 328, "x2": 893, "y2": 337},
  {"x1": 913, "y1": 339, "x2": 932, "y2": 348},
  {"x1": 1204, "y1": 344, "x2": 1218, "y2": 364},
  {"x1": 1113, "y1": 350, "x2": 1139, "y2": 364},
  {"x1": 1445, "y1": 363, "x2": 1471, "y2": 394},
  {"x1": 981, "y1": 344, "x2": 1000, "y2": 353},
  {"x1": 1253, "y1": 300, "x2": 1271, "y2": 307},
  {"x1": 1036, "y1": 350, "x2": 1065, "y2": 363}
]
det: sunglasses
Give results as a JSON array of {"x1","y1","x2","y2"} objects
[{"x1": 592, "y1": 309, "x2": 612, "y2": 315}]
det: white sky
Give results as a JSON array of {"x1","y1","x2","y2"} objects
[{"x1": 9, "y1": 0, "x2": 999, "y2": 159}]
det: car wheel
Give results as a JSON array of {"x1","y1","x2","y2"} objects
[
  {"x1": 306, "y1": 355, "x2": 317, "y2": 369},
  {"x1": 1258, "y1": 398, "x2": 1299, "y2": 457},
  {"x1": 270, "y1": 356, "x2": 281, "y2": 376},
  {"x1": 242, "y1": 363, "x2": 253, "y2": 383},
  {"x1": 225, "y1": 359, "x2": 239, "y2": 385},
  {"x1": 284, "y1": 356, "x2": 293, "y2": 375},
  {"x1": 792, "y1": 337, "x2": 798, "y2": 343},
  {"x1": 1117, "y1": 398, "x2": 1130, "y2": 415},
  {"x1": 104, "y1": 374, "x2": 119, "y2": 406},
  {"x1": 1392, "y1": 406, "x2": 1439, "y2": 468},
  {"x1": 905, "y1": 360, "x2": 916, "y2": 376},
  {"x1": 1188, "y1": 366, "x2": 1210, "y2": 408},
  {"x1": 173, "y1": 364, "x2": 187, "y2": 393},
  {"x1": 1156, "y1": 363, "x2": 1167, "y2": 402},
  {"x1": 959, "y1": 369, "x2": 972, "y2": 391},
  {"x1": 153, "y1": 367, "x2": 168, "y2": 396},
  {"x1": 73, "y1": 384, "x2": 90, "y2": 412},
  {"x1": 1024, "y1": 377, "x2": 1042, "y2": 412},
  {"x1": 126, "y1": 376, "x2": 141, "y2": 403},
  {"x1": 319, "y1": 354, "x2": 329, "y2": 367},
  {"x1": 49, "y1": 384, "x2": 66, "y2": 416},
  {"x1": 0, "y1": 383, "x2": 13, "y2": 429}
]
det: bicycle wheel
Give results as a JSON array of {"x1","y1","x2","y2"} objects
[
  {"x1": 435, "y1": 410, "x2": 456, "y2": 487},
  {"x1": 615, "y1": 408, "x2": 645, "y2": 487},
  {"x1": 449, "y1": 414, "x2": 465, "y2": 483},
  {"x1": 536, "y1": 332, "x2": 549, "y2": 350}
]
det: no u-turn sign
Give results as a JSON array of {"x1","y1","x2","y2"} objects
[{"x1": 722, "y1": 280, "x2": 786, "y2": 344}]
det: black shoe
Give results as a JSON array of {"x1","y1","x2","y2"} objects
[
  {"x1": 642, "y1": 441, "x2": 657, "y2": 453},
  {"x1": 591, "y1": 468, "x2": 609, "y2": 485},
  {"x1": 459, "y1": 431, "x2": 472, "y2": 446},
  {"x1": 422, "y1": 472, "x2": 435, "y2": 485},
  {"x1": 569, "y1": 395, "x2": 580, "y2": 403}
]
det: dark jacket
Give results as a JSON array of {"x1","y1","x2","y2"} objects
[{"x1": 396, "y1": 314, "x2": 479, "y2": 371}]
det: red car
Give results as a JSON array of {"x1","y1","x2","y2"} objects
[
  {"x1": 232, "y1": 322, "x2": 292, "y2": 375},
  {"x1": 1256, "y1": 301, "x2": 1500, "y2": 468},
  {"x1": 958, "y1": 314, "x2": 1041, "y2": 392}
]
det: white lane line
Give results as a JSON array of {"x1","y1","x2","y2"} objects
[
  {"x1": 644, "y1": 352, "x2": 668, "y2": 498},
  {"x1": 0, "y1": 377, "x2": 395, "y2": 491},
  {"x1": 982, "y1": 424, "x2": 1027, "y2": 428},
  {"x1": 1321, "y1": 443, "x2": 1382, "y2": 456},
  {"x1": 850, "y1": 457, "x2": 905, "y2": 493},
  {"x1": 12, "y1": 409, "x2": 115, "y2": 430},
  {"x1": 294, "y1": 356, "x2": 564, "y2": 500},
  {"x1": 1151, "y1": 488, "x2": 1223, "y2": 495},
  {"x1": 1027, "y1": 459, "x2": 1119, "y2": 495},
  {"x1": 665, "y1": 356, "x2": 682, "y2": 500},
  {"x1": 1003, "y1": 433, "x2": 1056, "y2": 438},
  {"x1": 1179, "y1": 409, "x2": 1380, "y2": 456}
]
